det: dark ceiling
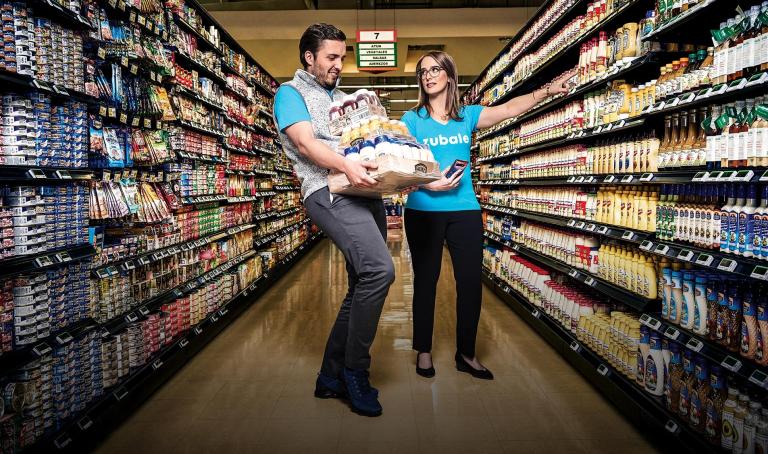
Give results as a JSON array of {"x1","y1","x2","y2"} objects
[{"x1": 199, "y1": 0, "x2": 545, "y2": 9}]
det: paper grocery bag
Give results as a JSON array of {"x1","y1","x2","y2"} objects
[{"x1": 328, "y1": 155, "x2": 442, "y2": 198}]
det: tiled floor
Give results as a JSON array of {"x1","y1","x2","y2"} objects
[{"x1": 94, "y1": 232, "x2": 658, "y2": 454}]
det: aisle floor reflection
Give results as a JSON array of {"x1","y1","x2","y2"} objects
[{"x1": 95, "y1": 231, "x2": 657, "y2": 454}]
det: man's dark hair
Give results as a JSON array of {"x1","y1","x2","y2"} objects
[{"x1": 299, "y1": 23, "x2": 346, "y2": 70}]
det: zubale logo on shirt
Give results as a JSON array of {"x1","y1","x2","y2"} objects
[{"x1": 422, "y1": 134, "x2": 471, "y2": 147}]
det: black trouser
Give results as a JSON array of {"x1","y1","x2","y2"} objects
[
  {"x1": 404, "y1": 208, "x2": 483, "y2": 357},
  {"x1": 304, "y1": 187, "x2": 395, "y2": 377}
]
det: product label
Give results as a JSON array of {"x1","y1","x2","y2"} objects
[
  {"x1": 723, "y1": 410, "x2": 736, "y2": 449},
  {"x1": 679, "y1": 381, "x2": 690, "y2": 417},
  {"x1": 645, "y1": 356, "x2": 658, "y2": 391},
  {"x1": 721, "y1": 210, "x2": 730, "y2": 250},
  {"x1": 729, "y1": 211, "x2": 739, "y2": 252},
  {"x1": 690, "y1": 389, "x2": 703, "y2": 426},
  {"x1": 739, "y1": 212, "x2": 755, "y2": 255}
]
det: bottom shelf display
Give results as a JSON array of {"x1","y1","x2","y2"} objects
[
  {"x1": 3, "y1": 233, "x2": 324, "y2": 453},
  {"x1": 482, "y1": 234, "x2": 768, "y2": 454}
]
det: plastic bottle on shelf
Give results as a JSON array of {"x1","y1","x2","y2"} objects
[
  {"x1": 726, "y1": 286, "x2": 744, "y2": 353},
  {"x1": 738, "y1": 185, "x2": 758, "y2": 257},
  {"x1": 716, "y1": 280, "x2": 731, "y2": 343},
  {"x1": 706, "y1": 275, "x2": 721, "y2": 339},
  {"x1": 742, "y1": 288, "x2": 759, "y2": 360},
  {"x1": 681, "y1": 271, "x2": 696, "y2": 330},
  {"x1": 690, "y1": 357, "x2": 711, "y2": 431},
  {"x1": 758, "y1": 299, "x2": 768, "y2": 366},
  {"x1": 705, "y1": 365, "x2": 728, "y2": 443},
  {"x1": 637, "y1": 324, "x2": 650, "y2": 387},
  {"x1": 734, "y1": 392, "x2": 750, "y2": 454},
  {"x1": 755, "y1": 408, "x2": 768, "y2": 454},
  {"x1": 745, "y1": 401, "x2": 763, "y2": 454},
  {"x1": 666, "y1": 341, "x2": 684, "y2": 411},
  {"x1": 721, "y1": 185, "x2": 737, "y2": 252},
  {"x1": 678, "y1": 350, "x2": 695, "y2": 416},
  {"x1": 645, "y1": 331, "x2": 665, "y2": 396},
  {"x1": 752, "y1": 186, "x2": 768, "y2": 259},
  {"x1": 723, "y1": 387, "x2": 740, "y2": 450},
  {"x1": 694, "y1": 273, "x2": 708, "y2": 335}
]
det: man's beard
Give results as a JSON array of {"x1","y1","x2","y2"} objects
[{"x1": 311, "y1": 66, "x2": 339, "y2": 90}]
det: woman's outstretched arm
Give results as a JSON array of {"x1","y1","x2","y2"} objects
[{"x1": 475, "y1": 69, "x2": 577, "y2": 130}]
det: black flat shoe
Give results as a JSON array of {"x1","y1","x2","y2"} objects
[
  {"x1": 416, "y1": 352, "x2": 435, "y2": 378},
  {"x1": 455, "y1": 352, "x2": 494, "y2": 380}
]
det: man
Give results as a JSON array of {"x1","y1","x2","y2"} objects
[{"x1": 272, "y1": 23, "x2": 394, "y2": 417}]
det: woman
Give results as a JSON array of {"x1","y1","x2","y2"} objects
[{"x1": 401, "y1": 51, "x2": 575, "y2": 379}]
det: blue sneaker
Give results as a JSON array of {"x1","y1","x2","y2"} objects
[
  {"x1": 314, "y1": 374, "x2": 346, "y2": 399},
  {"x1": 342, "y1": 368, "x2": 382, "y2": 417}
]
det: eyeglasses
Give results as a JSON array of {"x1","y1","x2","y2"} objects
[{"x1": 417, "y1": 66, "x2": 444, "y2": 79}]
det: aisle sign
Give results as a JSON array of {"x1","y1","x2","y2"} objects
[{"x1": 357, "y1": 30, "x2": 397, "y2": 73}]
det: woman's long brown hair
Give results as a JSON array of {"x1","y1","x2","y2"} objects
[{"x1": 414, "y1": 51, "x2": 463, "y2": 122}]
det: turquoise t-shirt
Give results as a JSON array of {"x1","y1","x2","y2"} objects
[
  {"x1": 402, "y1": 105, "x2": 484, "y2": 211},
  {"x1": 273, "y1": 86, "x2": 312, "y2": 132}
]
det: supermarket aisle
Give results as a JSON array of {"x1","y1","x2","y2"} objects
[{"x1": 95, "y1": 232, "x2": 657, "y2": 454}]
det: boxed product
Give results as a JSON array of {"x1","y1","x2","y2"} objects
[{"x1": 328, "y1": 154, "x2": 440, "y2": 198}]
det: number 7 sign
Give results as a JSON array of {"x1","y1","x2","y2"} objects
[{"x1": 357, "y1": 29, "x2": 398, "y2": 72}]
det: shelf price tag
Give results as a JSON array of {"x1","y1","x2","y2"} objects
[
  {"x1": 575, "y1": 222, "x2": 586, "y2": 229},
  {"x1": 125, "y1": 312, "x2": 138, "y2": 323},
  {"x1": 152, "y1": 359, "x2": 163, "y2": 370},
  {"x1": 685, "y1": 337, "x2": 704, "y2": 353},
  {"x1": 33, "y1": 342, "x2": 52, "y2": 356},
  {"x1": 639, "y1": 173, "x2": 655, "y2": 182},
  {"x1": 575, "y1": 176, "x2": 585, "y2": 183},
  {"x1": 570, "y1": 341, "x2": 581, "y2": 353},
  {"x1": 55, "y1": 252, "x2": 72, "y2": 263},
  {"x1": 664, "y1": 420, "x2": 680, "y2": 434},
  {"x1": 696, "y1": 254, "x2": 714, "y2": 267},
  {"x1": 748, "y1": 370, "x2": 768, "y2": 388},
  {"x1": 179, "y1": 338, "x2": 189, "y2": 348},
  {"x1": 54, "y1": 434, "x2": 72, "y2": 449},
  {"x1": 678, "y1": 250, "x2": 695, "y2": 262},
  {"x1": 26, "y1": 168, "x2": 45, "y2": 179},
  {"x1": 597, "y1": 226, "x2": 609, "y2": 235},
  {"x1": 680, "y1": 92, "x2": 696, "y2": 104},
  {"x1": 597, "y1": 364, "x2": 610, "y2": 376},
  {"x1": 621, "y1": 175, "x2": 634, "y2": 183},
  {"x1": 567, "y1": 220, "x2": 576, "y2": 227},
  {"x1": 645, "y1": 316, "x2": 662, "y2": 331},
  {"x1": 664, "y1": 326, "x2": 681, "y2": 341},
  {"x1": 622, "y1": 231, "x2": 636, "y2": 241},
  {"x1": 585, "y1": 224, "x2": 596, "y2": 232},
  {"x1": 568, "y1": 269, "x2": 579, "y2": 278},
  {"x1": 55, "y1": 332, "x2": 73, "y2": 345},
  {"x1": 77, "y1": 416, "x2": 94, "y2": 431},
  {"x1": 711, "y1": 84, "x2": 728, "y2": 95},
  {"x1": 640, "y1": 240, "x2": 654, "y2": 251},
  {"x1": 692, "y1": 172, "x2": 706, "y2": 182},
  {"x1": 721, "y1": 355, "x2": 742, "y2": 373},
  {"x1": 531, "y1": 309, "x2": 541, "y2": 319},
  {"x1": 655, "y1": 244, "x2": 670, "y2": 255},
  {"x1": 717, "y1": 258, "x2": 738, "y2": 273},
  {"x1": 34, "y1": 256, "x2": 54, "y2": 268},
  {"x1": 193, "y1": 326, "x2": 203, "y2": 335},
  {"x1": 584, "y1": 277, "x2": 596, "y2": 287},
  {"x1": 751, "y1": 266, "x2": 768, "y2": 280},
  {"x1": 667, "y1": 97, "x2": 681, "y2": 107},
  {"x1": 113, "y1": 386, "x2": 128, "y2": 401},
  {"x1": 567, "y1": 176, "x2": 576, "y2": 183}
]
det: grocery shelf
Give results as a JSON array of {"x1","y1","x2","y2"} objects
[
  {"x1": 638, "y1": 313, "x2": 768, "y2": 391},
  {"x1": 174, "y1": 119, "x2": 227, "y2": 138},
  {"x1": 480, "y1": 203, "x2": 651, "y2": 245},
  {"x1": 102, "y1": 0, "x2": 166, "y2": 39},
  {"x1": 254, "y1": 219, "x2": 311, "y2": 248},
  {"x1": 252, "y1": 122, "x2": 277, "y2": 137},
  {"x1": 273, "y1": 185, "x2": 300, "y2": 191},
  {"x1": 224, "y1": 115, "x2": 257, "y2": 133},
  {"x1": 223, "y1": 85, "x2": 255, "y2": 104},
  {"x1": 31, "y1": 234, "x2": 323, "y2": 453},
  {"x1": 486, "y1": 0, "x2": 648, "y2": 107},
  {"x1": 255, "y1": 147, "x2": 277, "y2": 156},
  {"x1": 0, "y1": 243, "x2": 96, "y2": 281},
  {"x1": 0, "y1": 165, "x2": 94, "y2": 182},
  {"x1": 175, "y1": 150, "x2": 228, "y2": 164},
  {"x1": 91, "y1": 224, "x2": 256, "y2": 278},
  {"x1": 478, "y1": 70, "x2": 768, "y2": 145},
  {"x1": 639, "y1": 0, "x2": 725, "y2": 44},
  {"x1": 0, "y1": 69, "x2": 99, "y2": 106},
  {"x1": 222, "y1": 143, "x2": 259, "y2": 157},
  {"x1": 173, "y1": 14, "x2": 223, "y2": 56},
  {"x1": 173, "y1": 51, "x2": 228, "y2": 86},
  {"x1": 253, "y1": 168, "x2": 278, "y2": 177},
  {"x1": 477, "y1": 170, "x2": 703, "y2": 186},
  {"x1": 482, "y1": 270, "x2": 719, "y2": 454},
  {"x1": 466, "y1": 0, "x2": 587, "y2": 102},
  {"x1": 476, "y1": 150, "x2": 519, "y2": 164},
  {"x1": 274, "y1": 165, "x2": 294, "y2": 174},
  {"x1": 172, "y1": 85, "x2": 225, "y2": 112},
  {"x1": 252, "y1": 78, "x2": 276, "y2": 97},
  {"x1": 638, "y1": 238, "x2": 768, "y2": 284},
  {"x1": 29, "y1": 0, "x2": 94, "y2": 30},
  {"x1": 491, "y1": 52, "x2": 665, "y2": 136},
  {"x1": 181, "y1": 194, "x2": 228, "y2": 205},
  {"x1": 483, "y1": 231, "x2": 658, "y2": 312},
  {"x1": 220, "y1": 61, "x2": 253, "y2": 86}
]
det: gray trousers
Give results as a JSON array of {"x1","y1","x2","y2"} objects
[{"x1": 304, "y1": 186, "x2": 395, "y2": 375}]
